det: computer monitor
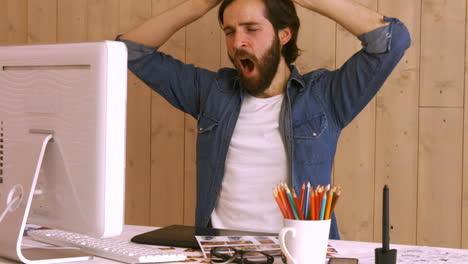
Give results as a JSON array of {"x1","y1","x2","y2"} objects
[{"x1": 0, "y1": 41, "x2": 128, "y2": 263}]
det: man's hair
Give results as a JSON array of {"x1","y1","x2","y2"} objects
[{"x1": 218, "y1": 0, "x2": 301, "y2": 65}]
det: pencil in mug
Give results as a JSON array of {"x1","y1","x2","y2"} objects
[
  {"x1": 283, "y1": 184, "x2": 298, "y2": 219},
  {"x1": 273, "y1": 187, "x2": 288, "y2": 218},
  {"x1": 323, "y1": 185, "x2": 331, "y2": 219},
  {"x1": 291, "y1": 188, "x2": 305, "y2": 220},
  {"x1": 324, "y1": 186, "x2": 334, "y2": 220},
  {"x1": 329, "y1": 186, "x2": 341, "y2": 218},
  {"x1": 284, "y1": 186, "x2": 300, "y2": 220},
  {"x1": 316, "y1": 186, "x2": 322, "y2": 220},
  {"x1": 310, "y1": 186, "x2": 316, "y2": 220},
  {"x1": 299, "y1": 182, "x2": 305, "y2": 211},
  {"x1": 319, "y1": 188, "x2": 328, "y2": 220},
  {"x1": 303, "y1": 182, "x2": 311, "y2": 220},
  {"x1": 278, "y1": 184, "x2": 294, "y2": 219}
]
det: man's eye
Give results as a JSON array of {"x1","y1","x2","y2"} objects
[
  {"x1": 225, "y1": 31, "x2": 234, "y2": 36},
  {"x1": 247, "y1": 28, "x2": 258, "y2": 32}
]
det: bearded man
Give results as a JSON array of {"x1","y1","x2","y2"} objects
[{"x1": 117, "y1": 0, "x2": 410, "y2": 239}]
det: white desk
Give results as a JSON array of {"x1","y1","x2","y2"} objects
[{"x1": 2, "y1": 225, "x2": 468, "y2": 264}]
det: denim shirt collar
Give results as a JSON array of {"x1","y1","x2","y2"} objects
[{"x1": 288, "y1": 66, "x2": 306, "y2": 91}]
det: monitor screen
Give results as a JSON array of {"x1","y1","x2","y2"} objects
[{"x1": 0, "y1": 41, "x2": 127, "y2": 261}]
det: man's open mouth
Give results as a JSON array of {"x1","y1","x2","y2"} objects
[{"x1": 240, "y1": 58, "x2": 255, "y2": 74}]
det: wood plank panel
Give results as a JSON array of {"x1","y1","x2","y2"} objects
[
  {"x1": 374, "y1": 0, "x2": 420, "y2": 245},
  {"x1": 184, "y1": 6, "x2": 221, "y2": 225},
  {"x1": 295, "y1": 5, "x2": 336, "y2": 72},
  {"x1": 0, "y1": 0, "x2": 6, "y2": 45},
  {"x1": 0, "y1": 0, "x2": 28, "y2": 45},
  {"x1": 334, "y1": 102, "x2": 376, "y2": 241},
  {"x1": 120, "y1": 0, "x2": 152, "y2": 226},
  {"x1": 149, "y1": 0, "x2": 186, "y2": 227},
  {"x1": 8, "y1": 0, "x2": 28, "y2": 45},
  {"x1": 150, "y1": 104, "x2": 185, "y2": 226},
  {"x1": 463, "y1": 3, "x2": 468, "y2": 247},
  {"x1": 28, "y1": 0, "x2": 57, "y2": 44},
  {"x1": 0, "y1": 0, "x2": 26, "y2": 45},
  {"x1": 418, "y1": 108, "x2": 463, "y2": 247},
  {"x1": 57, "y1": 0, "x2": 87, "y2": 43},
  {"x1": 333, "y1": 0, "x2": 376, "y2": 242},
  {"x1": 87, "y1": 0, "x2": 120, "y2": 41},
  {"x1": 420, "y1": 0, "x2": 465, "y2": 107}
]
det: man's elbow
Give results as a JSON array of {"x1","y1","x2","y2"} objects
[{"x1": 392, "y1": 20, "x2": 412, "y2": 52}]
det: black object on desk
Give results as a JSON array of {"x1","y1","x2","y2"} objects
[
  {"x1": 375, "y1": 185, "x2": 397, "y2": 264},
  {"x1": 131, "y1": 225, "x2": 276, "y2": 249}
]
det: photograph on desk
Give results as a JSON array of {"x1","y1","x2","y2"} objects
[{"x1": 195, "y1": 235, "x2": 338, "y2": 259}]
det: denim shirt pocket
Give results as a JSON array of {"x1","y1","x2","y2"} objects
[
  {"x1": 197, "y1": 114, "x2": 219, "y2": 158},
  {"x1": 293, "y1": 112, "x2": 330, "y2": 164},
  {"x1": 198, "y1": 114, "x2": 218, "y2": 133}
]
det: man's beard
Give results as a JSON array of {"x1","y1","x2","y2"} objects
[{"x1": 229, "y1": 36, "x2": 281, "y2": 96}]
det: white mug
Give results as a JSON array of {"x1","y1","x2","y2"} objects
[{"x1": 279, "y1": 219, "x2": 331, "y2": 264}]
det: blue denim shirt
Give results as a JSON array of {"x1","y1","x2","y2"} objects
[{"x1": 118, "y1": 16, "x2": 410, "y2": 239}]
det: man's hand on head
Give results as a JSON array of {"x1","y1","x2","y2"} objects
[{"x1": 292, "y1": 0, "x2": 388, "y2": 36}]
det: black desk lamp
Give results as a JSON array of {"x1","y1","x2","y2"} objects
[{"x1": 375, "y1": 185, "x2": 397, "y2": 264}]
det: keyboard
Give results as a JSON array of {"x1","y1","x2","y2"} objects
[{"x1": 28, "y1": 229, "x2": 187, "y2": 263}]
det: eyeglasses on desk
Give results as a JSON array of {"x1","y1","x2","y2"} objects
[{"x1": 210, "y1": 246, "x2": 274, "y2": 264}]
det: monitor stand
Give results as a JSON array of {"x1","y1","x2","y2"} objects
[{"x1": 0, "y1": 132, "x2": 92, "y2": 263}]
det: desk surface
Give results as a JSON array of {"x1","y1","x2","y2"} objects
[{"x1": 2, "y1": 225, "x2": 468, "y2": 264}]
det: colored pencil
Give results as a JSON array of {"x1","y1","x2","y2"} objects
[
  {"x1": 285, "y1": 187, "x2": 300, "y2": 220},
  {"x1": 310, "y1": 187, "x2": 316, "y2": 220},
  {"x1": 299, "y1": 183, "x2": 305, "y2": 211},
  {"x1": 319, "y1": 190, "x2": 328, "y2": 220},
  {"x1": 292, "y1": 188, "x2": 305, "y2": 220},
  {"x1": 279, "y1": 184, "x2": 293, "y2": 219},
  {"x1": 329, "y1": 186, "x2": 341, "y2": 217},
  {"x1": 316, "y1": 186, "x2": 322, "y2": 220},
  {"x1": 303, "y1": 182, "x2": 311, "y2": 220},
  {"x1": 280, "y1": 186, "x2": 293, "y2": 218},
  {"x1": 273, "y1": 187, "x2": 288, "y2": 218},
  {"x1": 325, "y1": 186, "x2": 335, "y2": 220}
]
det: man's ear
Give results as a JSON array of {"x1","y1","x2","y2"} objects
[{"x1": 278, "y1": 27, "x2": 292, "y2": 46}]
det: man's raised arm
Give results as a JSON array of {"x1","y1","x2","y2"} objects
[
  {"x1": 293, "y1": 0, "x2": 388, "y2": 36},
  {"x1": 119, "y1": 0, "x2": 221, "y2": 47},
  {"x1": 293, "y1": 0, "x2": 410, "y2": 129}
]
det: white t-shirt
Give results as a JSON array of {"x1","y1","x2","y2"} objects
[{"x1": 211, "y1": 93, "x2": 288, "y2": 233}]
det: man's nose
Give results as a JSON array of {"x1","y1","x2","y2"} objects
[{"x1": 233, "y1": 32, "x2": 248, "y2": 50}]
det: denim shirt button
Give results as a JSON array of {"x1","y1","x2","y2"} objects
[
  {"x1": 199, "y1": 127, "x2": 203, "y2": 131},
  {"x1": 386, "y1": 33, "x2": 392, "y2": 38},
  {"x1": 312, "y1": 132, "x2": 317, "y2": 137}
]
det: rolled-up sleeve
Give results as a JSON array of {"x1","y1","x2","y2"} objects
[
  {"x1": 115, "y1": 35, "x2": 155, "y2": 61},
  {"x1": 317, "y1": 17, "x2": 411, "y2": 129},
  {"x1": 358, "y1": 22, "x2": 391, "y2": 54}
]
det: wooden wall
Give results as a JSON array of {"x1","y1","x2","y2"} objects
[{"x1": 1, "y1": 0, "x2": 467, "y2": 249}]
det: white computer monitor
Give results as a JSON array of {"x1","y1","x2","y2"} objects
[{"x1": 0, "y1": 41, "x2": 127, "y2": 263}]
